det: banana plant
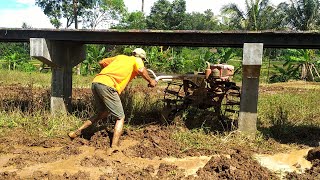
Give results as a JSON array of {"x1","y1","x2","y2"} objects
[
  {"x1": 5, "y1": 53, "x2": 20, "y2": 70},
  {"x1": 272, "y1": 49, "x2": 320, "y2": 82},
  {"x1": 82, "y1": 45, "x2": 108, "y2": 75},
  {"x1": 284, "y1": 49, "x2": 320, "y2": 81},
  {"x1": 269, "y1": 63, "x2": 300, "y2": 83}
]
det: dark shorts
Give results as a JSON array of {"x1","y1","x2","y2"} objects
[{"x1": 91, "y1": 82, "x2": 125, "y2": 119}]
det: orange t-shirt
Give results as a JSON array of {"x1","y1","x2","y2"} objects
[{"x1": 92, "y1": 55, "x2": 144, "y2": 94}]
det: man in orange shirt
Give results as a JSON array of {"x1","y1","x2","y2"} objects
[{"x1": 68, "y1": 48, "x2": 157, "y2": 149}]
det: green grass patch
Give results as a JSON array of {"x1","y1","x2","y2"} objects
[
  {"x1": 258, "y1": 90, "x2": 320, "y2": 126},
  {"x1": 0, "y1": 111, "x2": 82, "y2": 137},
  {"x1": 0, "y1": 69, "x2": 94, "y2": 88}
]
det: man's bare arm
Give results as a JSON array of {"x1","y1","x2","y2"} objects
[{"x1": 138, "y1": 67, "x2": 157, "y2": 87}]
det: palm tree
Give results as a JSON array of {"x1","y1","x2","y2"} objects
[
  {"x1": 278, "y1": 0, "x2": 320, "y2": 82},
  {"x1": 221, "y1": 0, "x2": 279, "y2": 30},
  {"x1": 280, "y1": 0, "x2": 320, "y2": 30}
]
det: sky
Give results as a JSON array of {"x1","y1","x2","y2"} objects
[{"x1": 0, "y1": 0, "x2": 289, "y2": 29}]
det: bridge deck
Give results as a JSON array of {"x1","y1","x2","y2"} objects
[{"x1": 1, "y1": 28, "x2": 320, "y2": 49}]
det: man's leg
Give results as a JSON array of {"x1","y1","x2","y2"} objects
[
  {"x1": 68, "y1": 111, "x2": 109, "y2": 139},
  {"x1": 111, "y1": 117, "x2": 125, "y2": 148}
]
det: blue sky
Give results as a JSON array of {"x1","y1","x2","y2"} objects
[
  {"x1": 0, "y1": 0, "x2": 31, "y2": 9},
  {"x1": 0, "y1": 0, "x2": 288, "y2": 29}
]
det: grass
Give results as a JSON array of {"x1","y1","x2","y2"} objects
[
  {"x1": 0, "y1": 111, "x2": 82, "y2": 137},
  {"x1": 0, "y1": 69, "x2": 319, "y2": 153},
  {"x1": 0, "y1": 69, "x2": 94, "y2": 88}
]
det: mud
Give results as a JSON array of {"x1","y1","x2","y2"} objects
[
  {"x1": 124, "y1": 126, "x2": 183, "y2": 158},
  {"x1": 286, "y1": 147, "x2": 320, "y2": 179},
  {"x1": 0, "y1": 124, "x2": 316, "y2": 179},
  {"x1": 196, "y1": 149, "x2": 275, "y2": 180},
  {"x1": 0, "y1": 83, "x2": 319, "y2": 179},
  {"x1": 0, "y1": 126, "x2": 279, "y2": 180}
]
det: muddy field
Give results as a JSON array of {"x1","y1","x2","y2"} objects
[
  {"x1": 0, "y1": 84, "x2": 320, "y2": 179},
  {"x1": 1, "y1": 126, "x2": 319, "y2": 180},
  {"x1": 0, "y1": 126, "x2": 278, "y2": 180}
]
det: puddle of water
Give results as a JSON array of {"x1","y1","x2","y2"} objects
[
  {"x1": 254, "y1": 148, "x2": 312, "y2": 175},
  {"x1": 16, "y1": 146, "x2": 110, "y2": 179},
  {"x1": 163, "y1": 156, "x2": 213, "y2": 176}
]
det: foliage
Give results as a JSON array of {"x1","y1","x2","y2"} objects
[
  {"x1": 147, "y1": 0, "x2": 186, "y2": 30},
  {"x1": 270, "y1": 49, "x2": 320, "y2": 82},
  {"x1": 36, "y1": 0, "x2": 125, "y2": 29},
  {"x1": 114, "y1": 11, "x2": 147, "y2": 29},
  {"x1": 146, "y1": 46, "x2": 171, "y2": 72},
  {"x1": 221, "y1": 0, "x2": 280, "y2": 30},
  {"x1": 82, "y1": 0, "x2": 126, "y2": 29},
  {"x1": 213, "y1": 48, "x2": 238, "y2": 64},
  {"x1": 146, "y1": 0, "x2": 172, "y2": 29},
  {"x1": 35, "y1": 0, "x2": 94, "y2": 28},
  {"x1": 279, "y1": 0, "x2": 320, "y2": 30},
  {"x1": 81, "y1": 45, "x2": 109, "y2": 75},
  {"x1": 0, "y1": 43, "x2": 36, "y2": 72},
  {"x1": 0, "y1": 43, "x2": 29, "y2": 60},
  {"x1": 183, "y1": 10, "x2": 220, "y2": 30},
  {"x1": 167, "y1": 0, "x2": 187, "y2": 30},
  {"x1": 269, "y1": 63, "x2": 300, "y2": 83},
  {"x1": 144, "y1": 47, "x2": 241, "y2": 73}
]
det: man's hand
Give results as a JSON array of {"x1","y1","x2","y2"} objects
[
  {"x1": 139, "y1": 68, "x2": 157, "y2": 87},
  {"x1": 148, "y1": 79, "x2": 157, "y2": 87}
]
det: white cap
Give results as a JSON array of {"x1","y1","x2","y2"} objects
[{"x1": 133, "y1": 48, "x2": 146, "y2": 59}]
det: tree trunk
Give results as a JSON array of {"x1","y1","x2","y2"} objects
[
  {"x1": 73, "y1": 0, "x2": 81, "y2": 75},
  {"x1": 312, "y1": 64, "x2": 320, "y2": 79},
  {"x1": 141, "y1": 0, "x2": 144, "y2": 13},
  {"x1": 307, "y1": 63, "x2": 315, "y2": 81},
  {"x1": 301, "y1": 64, "x2": 307, "y2": 80},
  {"x1": 267, "y1": 57, "x2": 271, "y2": 83},
  {"x1": 73, "y1": 0, "x2": 78, "y2": 29}
]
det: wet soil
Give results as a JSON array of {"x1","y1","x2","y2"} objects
[
  {"x1": 0, "y1": 126, "x2": 279, "y2": 180},
  {"x1": 0, "y1": 82, "x2": 319, "y2": 179},
  {"x1": 285, "y1": 147, "x2": 320, "y2": 179}
]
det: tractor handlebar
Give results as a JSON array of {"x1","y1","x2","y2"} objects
[{"x1": 147, "y1": 69, "x2": 174, "y2": 82}]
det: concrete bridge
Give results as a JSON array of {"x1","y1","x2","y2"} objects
[{"x1": 1, "y1": 28, "x2": 320, "y2": 133}]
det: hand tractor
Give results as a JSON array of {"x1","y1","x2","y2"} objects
[{"x1": 148, "y1": 62, "x2": 241, "y2": 126}]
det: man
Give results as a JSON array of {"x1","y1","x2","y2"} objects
[{"x1": 68, "y1": 48, "x2": 157, "y2": 148}]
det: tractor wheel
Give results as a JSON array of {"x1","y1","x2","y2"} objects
[{"x1": 220, "y1": 85, "x2": 241, "y2": 130}]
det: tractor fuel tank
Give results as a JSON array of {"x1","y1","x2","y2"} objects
[{"x1": 209, "y1": 64, "x2": 234, "y2": 81}]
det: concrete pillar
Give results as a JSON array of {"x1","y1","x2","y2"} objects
[
  {"x1": 51, "y1": 66, "x2": 73, "y2": 115},
  {"x1": 30, "y1": 38, "x2": 85, "y2": 115},
  {"x1": 238, "y1": 43, "x2": 263, "y2": 133}
]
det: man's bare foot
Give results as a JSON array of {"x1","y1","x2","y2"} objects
[
  {"x1": 106, "y1": 146, "x2": 120, "y2": 156},
  {"x1": 68, "y1": 130, "x2": 81, "y2": 139}
]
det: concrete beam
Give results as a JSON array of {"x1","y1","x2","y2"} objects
[
  {"x1": 30, "y1": 38, "x2": 86, "y2": 67},
  {"x1": 29, "y1": 38, "x2": 85, "y2": 115},
  {"x1": 238, "y1": 43, "x2": 264, "y2": 133},
  {"x1": 3, "y1": 29, "x2": 320, "y2": 49},
  {"x1": 30, "y1": 38, "x2": 57, "y2": 67}
]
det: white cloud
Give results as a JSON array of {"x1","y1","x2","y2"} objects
[
  {"x1": 15, "y1": 0, "x2": 35, "y2": 5},
  {"x1": 0, "y1": 6, "x2": 53, "y2": 28}
]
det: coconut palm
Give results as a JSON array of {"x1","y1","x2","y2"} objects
[
  {"x1": 280, "y1": 0, "x2": 320, "y2": 30},
  {"x1": 221, "y1": 0, "x2": 280, "y2": 30},
  {"x1": 276, "y1": 0, "x2": 320, "y2": 82}
]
